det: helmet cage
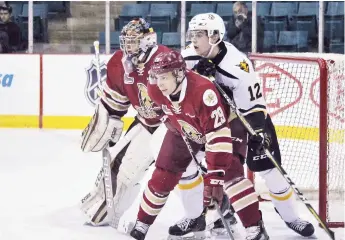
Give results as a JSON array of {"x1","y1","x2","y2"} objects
[
  {"x1": 119, "y1": 18, "x2": 157, "y2": 56},
  {"x1": 119, "y1": 33, "x2": 143, "y2": 56}
]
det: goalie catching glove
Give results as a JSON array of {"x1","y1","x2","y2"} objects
[{"x1": 81, "y1": 101, "x2": 124, "y2": 152}]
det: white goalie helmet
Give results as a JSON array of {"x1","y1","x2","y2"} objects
[{"x1": 187, "y1": 13, "x2": 226, "y2": 46}]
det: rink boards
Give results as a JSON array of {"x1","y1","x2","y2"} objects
[{"x1": 0, "y1": 53, "x2": 343, "y2": 144}]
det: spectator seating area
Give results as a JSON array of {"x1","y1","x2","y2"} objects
[
  {"x1": 4, "y1": 1, "x2": 344, "y2": 54},
  {"x1": 106, "y1": 1, "x2": 344, "y2": 53},
  {"x1": 5, "y1": 1, "x2": 69, "y2": 47}
]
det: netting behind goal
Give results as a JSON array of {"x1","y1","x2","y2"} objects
[{"x1": 248, "y1": 54, "x2": 344, "y2": 227}]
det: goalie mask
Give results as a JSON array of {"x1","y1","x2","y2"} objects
[{"x1": 120, "y1": 18, "x2": 157, "y2": 61}]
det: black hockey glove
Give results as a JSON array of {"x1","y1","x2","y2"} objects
[
  {"x1": 192, "y1": 58, "x2": 216, "y2": 78},
  {"x1": 248, "y1": 131, "x2": 271, "y2": 155}
]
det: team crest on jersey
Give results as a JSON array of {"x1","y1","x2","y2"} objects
[
  {"x1": 85, "y1": 60, "x2": 107, "y2": 106},
  {"x1": 237, "y1": 60, "x2": 250, "y2": 73},
  {"x1": 203, "y1": 89, "x2": 218, "y2": 107},
  {"x1": 177, "y1": 120, "x2": 205, "y2": 144},
  {"x1": 135, "y1": 83, "x2": 160, "y2": 118}
]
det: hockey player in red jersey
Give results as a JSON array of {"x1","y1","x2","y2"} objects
[
  {"x1": 80, "y1": 18, "x2": 172, "y2": 228},
  {"x1": 129, "y1": 50, "x2": 269, "y2": 240}
]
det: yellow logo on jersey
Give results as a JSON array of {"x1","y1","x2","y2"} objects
[
  {"x1": 177, "y1": 120, "x2": 206, "y2": 144},
  {"x1": 237, "y1": 60, "x2": 249, "y2": 73},
  {"x1": 135, "y1": 83, "x2": 160, "y2": 118}
]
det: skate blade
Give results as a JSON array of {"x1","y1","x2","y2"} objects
[
  {"x1": 123, "y1": 221, "x2": 135, "y2": 234},
  {"x1": 167, "y1": 231, "x2": 206, "y2": 240},
  {"x1": 83, "y1": 221, "x2": 109, "y2": 227},
  {"x1": 207, "y1": 225, "x2": 241, "y2": 240}
]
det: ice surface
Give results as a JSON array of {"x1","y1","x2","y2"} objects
[{"x1": 0, "y1": 129, "x2": 344, "y2": 240}]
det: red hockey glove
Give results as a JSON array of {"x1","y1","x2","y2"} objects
[{"x1": 203, "y1": 170, "x2": 225, "y2": 208}]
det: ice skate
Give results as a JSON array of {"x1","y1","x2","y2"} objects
[
  {"x1": 130, "y1": 220, "x2": 149, "y2": 240},
  {"x1": 285, "y1": 218, "x2": 315, "y2": 237},
  {"x1": 275, "y1": 207, "x2": 315, "y2": 237},
  {"x1": 245, "y1": 218, "x2": 269, "y2": 240},
  {"x1": 168, "y1": 214, "x2": 206, "y2": 239},
  {"x1": 207, "y1": 194, "x2": 238, "y2": 236}
]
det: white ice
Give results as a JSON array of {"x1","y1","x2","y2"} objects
[{"x1": 0, "y1": 129, "x2": 344, "y2": 240}]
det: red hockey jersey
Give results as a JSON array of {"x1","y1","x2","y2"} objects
[
  {"x1": 148, "y1": 70, "x2": 234, "y2": 171},
  {"x1": 100, "y1": 45, "x2": 171, "y2": 127}
]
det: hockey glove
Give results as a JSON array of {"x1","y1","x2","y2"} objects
[
  {"x1": 203, "y1": 170, "x2": 225, "y2": 209},
  {"x1": 192, "y1": 58, "x2": 216, "y2": 78},
  {"x1": 248, "y1": 131, "x2": 271, "y2": 155}
]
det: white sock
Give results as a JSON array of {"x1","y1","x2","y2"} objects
[{"x1": 259, "y1": 168, "x2": 299, "y2": 223}]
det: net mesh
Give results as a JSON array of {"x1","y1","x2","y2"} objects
[{"x1": 249, "y1": 55, "x2": 344, "y2": 225}]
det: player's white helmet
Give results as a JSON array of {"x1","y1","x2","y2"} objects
[{"x1": 187, "y1": 13, "x2": 226, "y2": 46}]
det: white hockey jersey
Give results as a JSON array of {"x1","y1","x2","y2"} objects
[{"x1": 181, "y1": 41, "x2": 267, "y2": 116}]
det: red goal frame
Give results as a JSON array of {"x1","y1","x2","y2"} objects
[{"x1": 248, "y1": 53, "x2": 344, "y2": 228}]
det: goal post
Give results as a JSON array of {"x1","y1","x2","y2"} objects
[{"x1": 248, "y1": 53, "x2": 344, "y2": 228}]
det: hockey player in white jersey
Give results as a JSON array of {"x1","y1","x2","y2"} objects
[{"x1": 180, "y1": 13, "x2": 315, "y2": 238}]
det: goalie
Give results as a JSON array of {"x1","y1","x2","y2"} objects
[
  {"x1": 181, "y1": 12, "x2": 315, "y2": 238},
  {"x1": 80, "y1": 18, "x2": 171, "y2": 228}
]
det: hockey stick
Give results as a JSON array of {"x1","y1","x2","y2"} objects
[
  {"x1": 180, "y1": 134, "x2": 207, "y2": 174},
  {"x1": 102, "y1": 147, "x2": 118, "y2": 228},
  {"x1": 180, "y1": 134, "x2": 234, "y2": 239},
  {"x1": 211, "y1": 78, "x2": 335, "y2": 240},
  {"x1": 93, "y1": 41, "x2": 118, "y2": 228},
  {"x1": 215, "y1": 202, "x2": 234, "y2": 240}
]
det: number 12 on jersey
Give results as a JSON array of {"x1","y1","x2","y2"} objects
[
  {"x1": 248, "y1": 83, "x2": 263, "y2": 101},
  {"x1": 211, "y1": 106, "x2": 226, "y2": 128}
]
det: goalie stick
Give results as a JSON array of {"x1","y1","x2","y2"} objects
[
  {"x1": 210, "y1": 77, "x2": 335, "y2": 240},
  {"x1": 93, "y1": 41, "x2": 118, "y2": 228},
  {"x1": 102, "y1": 147, "x2": 117, "y2": 228}
]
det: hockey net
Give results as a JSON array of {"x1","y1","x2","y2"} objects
[{"x1": 248, "y1": 53, "x2": 344, "y2": 228}]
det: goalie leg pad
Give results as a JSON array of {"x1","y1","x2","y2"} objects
[
  {"x1": 150, "y1": 124, "x2": 168, "y2": 160},
  {"x1": 79, "y1": 121, "x2": 154, "y2": 226},
  {"x1": 259, "y1": 168, "x2": 298, "y2": 223},
  {"x1": 116, "y1": 123, "x2": 155, "y2": 186},
  {"x1": 113, "y1": 123, "x2": 155, "y2": 216},
  {"x1": 79, "y1": 180, "x2": 108, "y2": 226}
]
